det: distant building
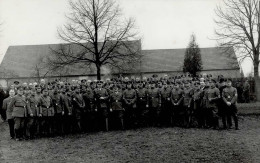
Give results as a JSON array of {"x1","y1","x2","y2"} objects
[{"x1": 0, "y1": 41, "x2": 241, "y2": 87}]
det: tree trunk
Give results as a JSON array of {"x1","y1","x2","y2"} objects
[
  {"x1": 96, "y1": 64, "x2": 101, "y2": 80},
  {"x1": 254, "y1": 62, "x2": 260, "y2": 101}
]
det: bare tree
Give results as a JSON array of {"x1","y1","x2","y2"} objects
[
  {"x1": 215, "y1": 0, "x2": 260, "y2": 100},
  {"x1": 48, "y1": 0, "x2": 141, "y2": 80}
]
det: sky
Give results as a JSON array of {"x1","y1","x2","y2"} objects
[{"x1": 0, "y1": 0, "x2": 252, "y2": 76}]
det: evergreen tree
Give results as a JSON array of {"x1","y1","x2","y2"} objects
[{"x1": 183, "y1": 34, "x2": 203, "y2": 77}]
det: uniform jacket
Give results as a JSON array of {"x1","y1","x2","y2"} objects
[
  {"x1": 206, "y1": 87, "x2": 220, "y2": 108},
  {"x1": 110, "y1": 90, "x2": 124, "y2": 111},
  {"x1": 39, "y1": 95, "x2": 54, "y2": 117},
  {"x1": 8, "y1": 95, "x2": 32, "y2": 118},
  {"x1": 52, "y1": 93, "x2": 64, "y2": 114},
  {"x1": 147, "y1": 87, "x2": 161, "y2": 108},
  {"x1": 123, "y1": 88, "x2": 137, "y2": 106},
  {"x1": 28, "y1": 95, "x2": 39, "y2": 117},
  {"x1": 63, "y1": 95, "x2": 73, "y2": 115},
  {"x1": 160, "y1": 87, "x2": 172, "y2": 104},
  {"x1": 222, "y1": 86, "x2": 237, "y2": 105},
  {"x1": 183, "y1": 87, "x2": 194, "y2": 107},
  {"x1": 72, "y1": 93, "x2": 85, "y2": 114},
  {"x1": 171, "y1": 88, "x2": 183, "y2": 105},
  {"x1": 82, "y1": 87, "x2": 95, "y2": 112},
  {"x1": 136, "y1": 88, "x2": 148, "y2": 104},
  {"x1": 4, "y1": 97, "x2": 14, "y2": 120},
  {"x1": 94, "y1": 88, "x2": 109, "y2": 108}
]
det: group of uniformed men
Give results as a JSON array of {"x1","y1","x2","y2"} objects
[{"x1": 0, "y1": 74, "x2": 239, "y2": 141}]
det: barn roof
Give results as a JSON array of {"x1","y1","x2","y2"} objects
[
  {"x1": 140, "y1": 47, "x2": 239, "y2": 73},
  {"x1": 0, "y1": 42, "x2": 239, "y2": 77}
]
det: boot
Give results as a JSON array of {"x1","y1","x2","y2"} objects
[{"x1": 15, "y1": 129, "x2": 19, "y2": 141}]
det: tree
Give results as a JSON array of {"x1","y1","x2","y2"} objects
[
  {"x1": 183, "y1": 34, "x2": 203, "y2": 77},
  {"x1": 215, "y1": 0, "x2": 260, "y2": 100},
  {"x1": 48, "y1": 0, "x2": 141, "y2": 80}
]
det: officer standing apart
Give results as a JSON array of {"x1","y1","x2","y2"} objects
[{"x1": 222, "y1": 78, "x2": 239, "y2": 130}]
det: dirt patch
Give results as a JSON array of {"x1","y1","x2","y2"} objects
[{"x1": 1, "y1": 116, "x2": 260, "y2": 163}]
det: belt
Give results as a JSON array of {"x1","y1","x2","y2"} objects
[
  {"x1": 15, "y1": 105, "x2": 26, "y2": 108},
  {"x1": 42, "y1": 106, "x2": 51, "y2": 109}
]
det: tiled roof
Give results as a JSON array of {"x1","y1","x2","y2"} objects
[{"x1": 0, "y1": 42, "x2": 239, "y2": 77}]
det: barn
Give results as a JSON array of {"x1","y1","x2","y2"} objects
[{"x1": 0, "y1": 41, "x2": 241, "y2": 87}]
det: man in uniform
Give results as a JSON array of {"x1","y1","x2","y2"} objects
[
  {"x1": 160, "y1": 81, "x2": 172, "y2": 126},
  {"x1": 94, "y1": 81, "x2": 109, "y2": 131},
  {"x1": 72, "y1": 87, "x2": 85, "y2": 133},
  {"x1": 110, "y1": 85, "x2": 124, "y2": 130},
  {"x1": 4, "y1": 89, "x2": 16, "y2": 139},
  {"x1": 63, "y1": 89, "x2": 74, "y2": 134},
  {"x1": 39, "y1": 88, "x2": 55, "y2": 137},
  {"x1": 192, "y1": 82, "x2": 202, "y2": 127},
  {"x1": 182, "y1": 81, "x2": 194, "y2": 128},
  {"x1": 8, "y1": 86, "x2": 33, "y2": 141},
  {"x1": 123, "y1": 82, "x2": 137, "y2": 128},
  {"x1": 217, "y1": 78, "x2": 227, "y2": 129},
  {"x1": 26, "y1": 88, "x2": 39, "y2": 139},
  {"x1": 146, "y1": 81, "x2": 161, "y2": 127},
  {"x1": 52, "y1": 88, "x2": 64, "y2": 135},
  {"x1": 136, "y1": 81, "x2": 148, "y2": 127},
  {"x1": 222, "y1": 78, "x2": 239, "y2": 130},
  {"x1": 82, "y1": 84, "x2": 96, "y2": 132},
  {"x1": 206, "y1": 80, "x2": 220, "y2": 129},
  {"x1": 170, "y1": 82, "x2": 184, "y2": 127}
]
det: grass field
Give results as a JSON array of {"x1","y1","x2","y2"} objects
[{"x1": 1, "y1": 115, "x2": 260, "y2": 163}]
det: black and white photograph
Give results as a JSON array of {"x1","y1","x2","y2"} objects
[{"x1": 0, "y1": 0, "x2": 260, "y2": 162}]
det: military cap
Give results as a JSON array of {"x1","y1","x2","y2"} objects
[
  {"x1": 226, "y1": 78, "x2": 232, "y2": 82},
  {"x1": 17, "y1": 86, "x2": 24, "y2": 90},
  {"x1": 97, "y1": 80, "x2": 103, "y2": 84},
  {"x1": 24, "y1": 87, "x2": 30, "y2": 90}
]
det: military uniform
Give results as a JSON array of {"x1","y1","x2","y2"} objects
[
  {"x1": 8, "y1": 94, "x2": 32, "y2": 140},
  {"x1": 170, "y1": 85, "x2": 183, "y2": 126},
  {"x1": 206, "y1": 84, "x2": 220, "y2": 129},
  {"x1": 72, "y1": 92, "x2": 85, "y2": 132},
  {"x1": 192, "y1": 84, "x2": 202, "y2": 127},
  {"x1": 147, "y1": 84, "x2": 161, "y2": 126},
  {"x1": 182, "y1": 84, "x2": 194, "y2": 127},
  {"x1": 110, "y1": 87, "x2": 124, "y2": 129},
  {"x1": 136, "y1": 85, "x2": 148, "y2": 126},
  {"x1": 222, "y1": 86, "x2": 238, "y2": 129},
  {"x1": 82, "y1": 86, "x2": 96, "y2": 132},
  {"x1": 26, "y1": 94, "x2": 39, "y2": 138},
  {"x1": 94, "y1": 85, "x2": 109, "y2": 131},
  {"x1": 39, "y1": 95, "x2": 55, "y2": 136},
  {"x1": 63, "y1": 92, "x2": 73, "y2": 134},
  {"x1": 52, "y1": 92, "x2": 64, "y2": 135},
  {"x1": 4, "y1": 96, "x2": 15, "y2": 139},
  {"x1": 123, "y1": 86, "x2": 137, "y2": 128},
  {"x1": 160, "y1": 84, "x2": 172, "y2": 126}
]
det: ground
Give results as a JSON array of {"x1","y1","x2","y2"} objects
[{"x1": 1, "y1": 115, "x2": 260, "y2": 163}]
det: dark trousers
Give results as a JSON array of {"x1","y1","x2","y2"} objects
[
  {"x1": 54, "y1": 113, "x2": 64, "y2": 135},
  {"x1": 25, "y1": 117, "x2": 34, "y2": 138},
  {"x1": 227, "y1": 105, "x2": 238, "y2": 129},
  {"x1": 161, "y1": 102, "x2": 172, "y2": 126},
  {"x1": 41, "y1": 116, "x2": 54, "y2": 136},
  {"x1": 8, "y1": 119, "x2": 15, "y2": 138},
  {"x1": 14, "y1": 117, "x2": 25, "y2": 138}
]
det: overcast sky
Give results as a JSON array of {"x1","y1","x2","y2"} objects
[{"x1": 0, "y1": 0, "x2": 252, "y2": 75}]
